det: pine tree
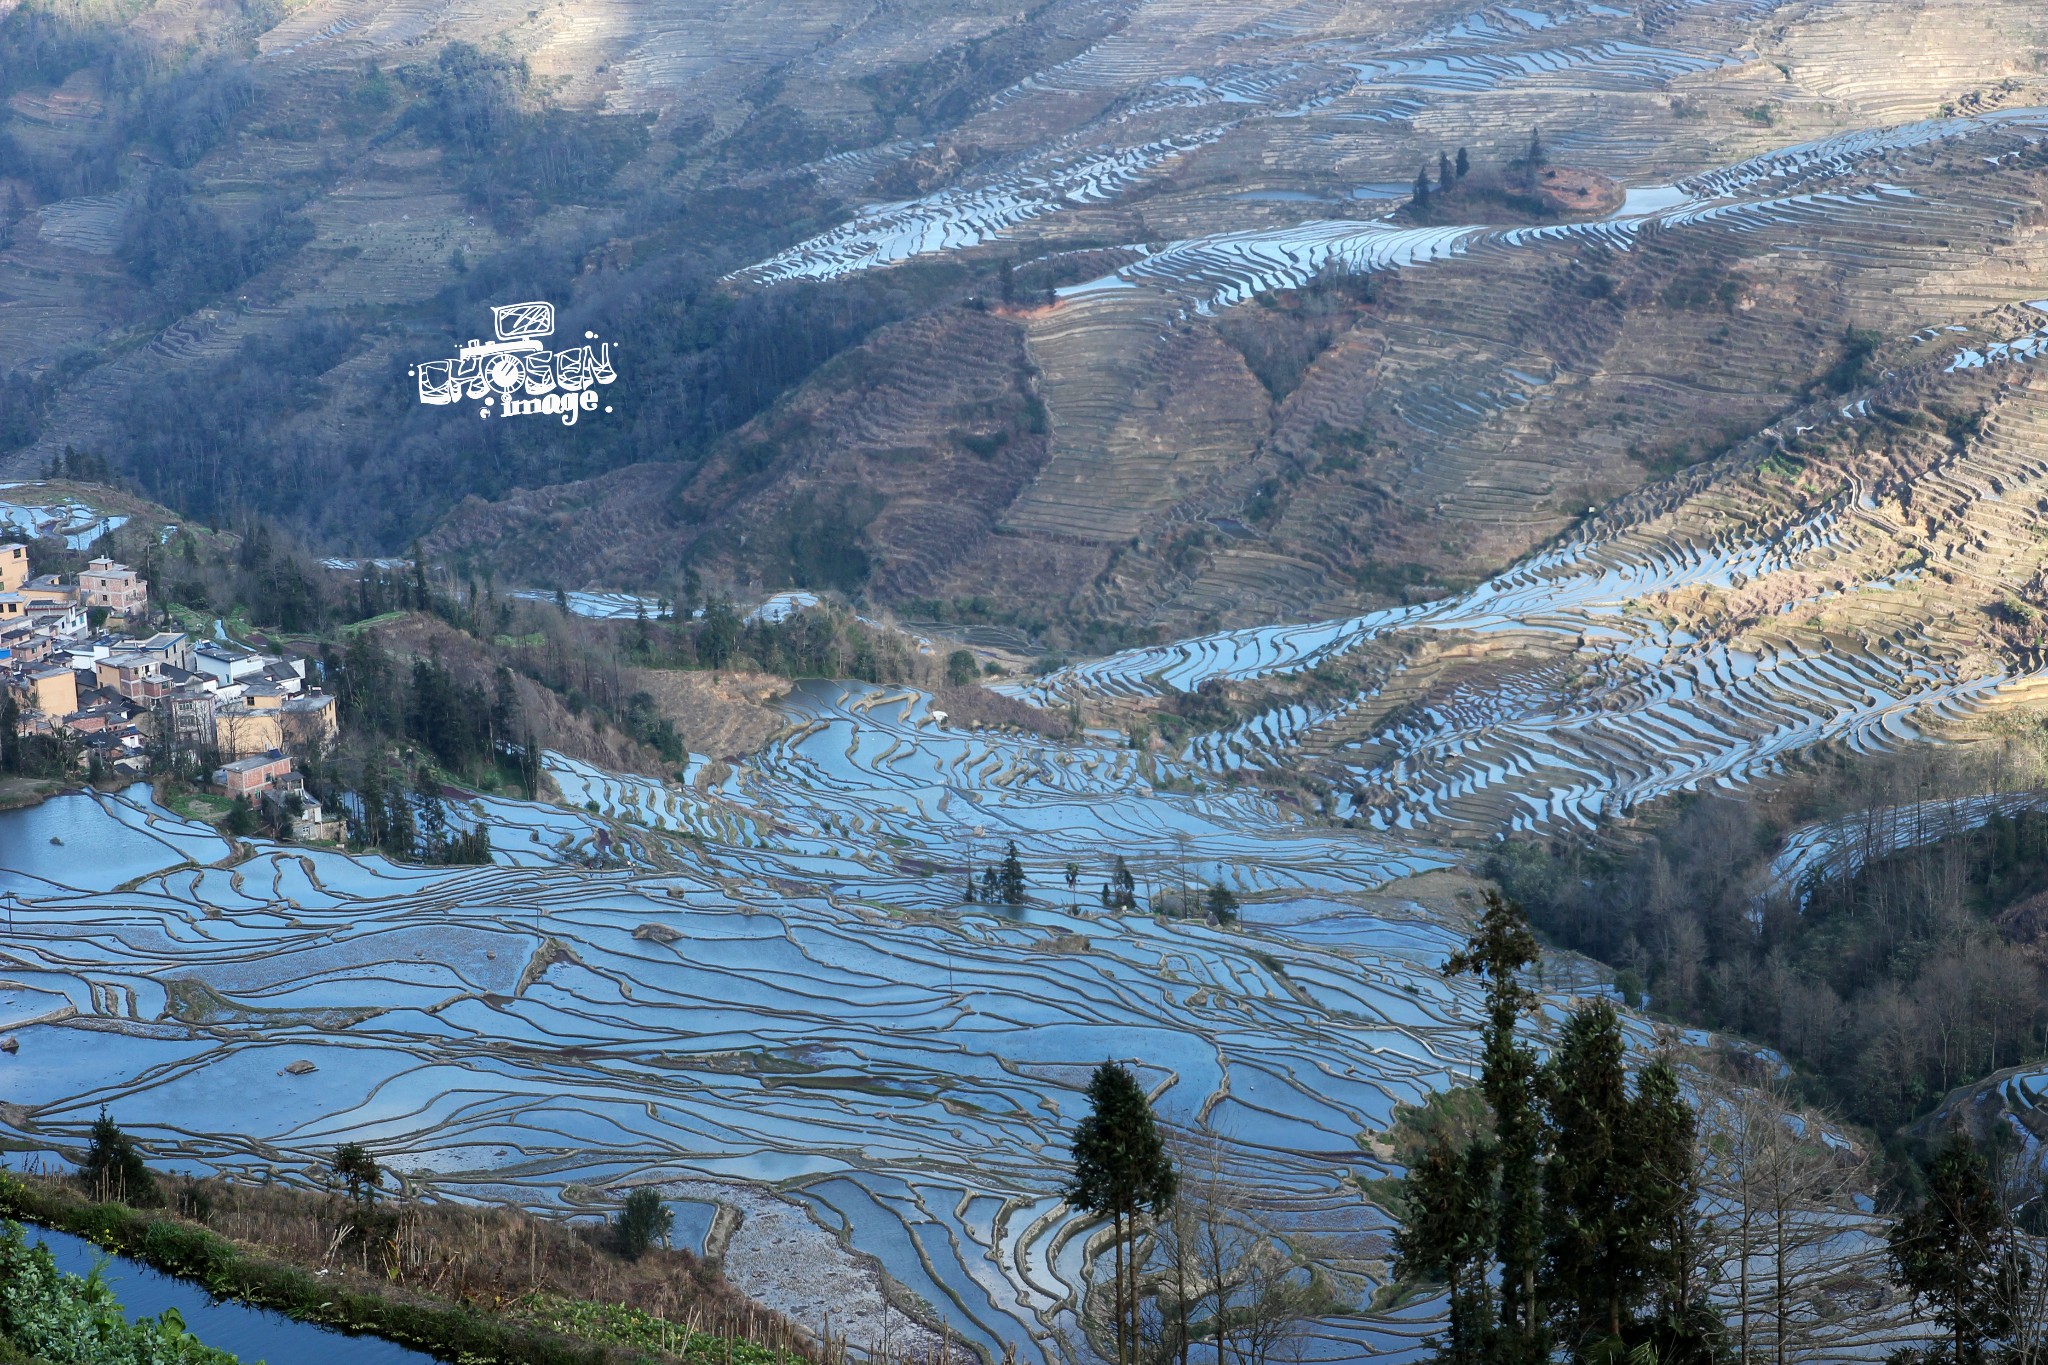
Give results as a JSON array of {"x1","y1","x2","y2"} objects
[
  {"x1": 1633, "y1": 1061, "x2": 1719, "y2": 1363},
  {"x1": 999, "y1": 841, "x2": 1027, "y2": 904},
  {"x1": 1445, "y1": 892, "x2": 1546, "y2": 1364},
  {"x1": 414, "y1": 766, "x2": 448, "y2": 859},
  {"x1": 331, "y1": 1142, "x2": 382, "y2": 1205},
  {"x1": 78, "y1": 1108, "x2": 157, "y2": 1205},
  {"x1": 1541, "y1": 1002, "x2": 1645, "y2": 1355},
  {"x1": 1204, "y1": 880, "x2": 1239, "y2": 925},
  {"x1": 1889, "y1": 1134, "x2": 2025, "y2": 1365},
  {"x1": 1524, "y1": 126, "x2": 1546, "y2": 190},
  {"x1": 614, "y1": 1188, "x2": 672, "y2": 1260},
  {"x1": 384, "y1": 783, "x2": 418, "y2": 859},
  {"x1": 1456, "y1": 146, "x2": 1470, "y2": 178},
  {"x1": 1414, "y1": 168, "x2": 1432, "y2": 209},
  {"x1": 1439, "y1": 151, "x2": 1454, "y2": 191},
  {"x1": 354, "y1": 760, "x2": 387, "y2": 848},
  {"x1": 1396, "y1": 1137, "x2": 1497, "y2": 1362},
  {"x1": 1069, "y1": 1061, "x2": 1177, "y2": 1365},
  {"x1": 1110, "y1": 856, "x2": 1137, "y2": 910}
]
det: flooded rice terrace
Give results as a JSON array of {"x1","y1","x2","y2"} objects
[
  {"x1": 2, "y1": 681, "x2": 1483, "y2": 1362},
  {"x1": 10, "y1": 473, "x2": 2042, "y2": 1358}
]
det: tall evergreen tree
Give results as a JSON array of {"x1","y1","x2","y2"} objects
[
  {"x1": 1110, "y1": 855, "x2": 1137, "y2": 910},
  {"x1": 999, "y1": 841, "x2": 1027, "y2": 904},
  {"x1": 1445, "y1": 892, "x2": 1546, "y2": 1364},
  {"x1": 0, "y1": 693, "x2": 18, "y2": 774},
  {"x1": 354, "y1": 759, "x2": 388, "y2": 848},
  {"x1": 1542, "y1": 1002, "x2": 1650, "y2": 1356},
  {"x1": 1439, "y1": 151, "x2": 1454, "y2": 191},
  {"x1": 1413, "y1": 168, "x2": 1432, "y2": 209},
  {"x1": 1632, "y1": 1061, "x2": 1718, "y2": 1363},
  {"x1": 78, "y1": 1107, "x2": 157, "y2": 1205},
  {"x1": 1069, "y1": 1061, "x2": 1177, "y2": 1365},
  {"x1": 414, "y1": 765, "x2": 448, "y2": 859},
  {"x1": 330, "y1": 1142, "x2": 382, "y2": 1205},
  {"x1": 1456, "y1": 146, "x2": 1470, "y2": 178},
  {"x1": 1889, "y1": 1134, "x2": 2026, "y2": 1365},
  {"x1": 1396, "y1": 1137, "x2": 1497, "y2": 1362},
  {"x1": 383, "y1": 783, "x2": 418, "y2": 859}
]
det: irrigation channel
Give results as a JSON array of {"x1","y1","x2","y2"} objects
[{"x1": 13, "y1": 1221, "x2": 436, "y2": 1364}]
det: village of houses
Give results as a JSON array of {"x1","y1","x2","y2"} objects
[{"x1": 2, "y1": 540, "x2": 342, "y2": 838}]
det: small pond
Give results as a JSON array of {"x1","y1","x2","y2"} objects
[{"x1": 19, "y1": 1223, "x2": 442, "y2": 1365}]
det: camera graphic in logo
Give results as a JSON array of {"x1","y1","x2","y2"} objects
[{"x1": 411, "y1": 301, "x2": 618, "y2": 426}]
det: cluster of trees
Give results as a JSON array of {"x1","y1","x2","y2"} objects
[
  {"x1": 0, "y1": 2, "x2": 303, "y2": 321},
  {"x1": 117, "y1": 170, "x2": 311, "y2": 321},
  {"x1": 393, "y1": 42, "x2": 648, "y2": 227},
  {"x1": 1409, "y1": 129, "x2": 1552, "y2": 220},
  {"x1": 93, "y1": 250, "x2": 926, "y2": 554},
  {"x1": 1488, "y1": 781, "x2": 2048, "y2": 1139},
  {"x1": 0, "y1": 692, "x2": 81, "y2": 780},
  {"x1": 1412, "y1": 146, "x2": 1472, "y2": 208},
  {"x1": 965, "y1": 840, "x2": 1029, "y2": 904},
  {"x1": 1390, "y1": 895, "x2": 2048, "y2": 1365},
  {"x1": 346, "y1": 762, "x2": 492, "y2": 864},
  {"x1": 643, "y1": 602, "x2": 921, "y2": 683},
  {"x1": 328, "y1": 639, "x2": 518, "y2": 777},
  {"x1": 1396, "y1": 893, "x2": 1712, "y2": 1364},
  {"x1": 0, "y1": 5, "x2": 258, "y2": 198}
]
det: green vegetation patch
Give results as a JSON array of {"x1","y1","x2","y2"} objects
[
  {"x1": 512, "y1": 1295, "x2": 791, "y2": 1363},
  {"x1": 0, "y1": 1221, "x2": 238, "y2": 1365}
]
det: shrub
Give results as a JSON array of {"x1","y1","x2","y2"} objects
[
  {"x1": 76, "y1": 1111, "x2": 156, "y2": 1207},
  {"x1": 612, "y1": 1190, "x2": 670, "y2": 1261}
]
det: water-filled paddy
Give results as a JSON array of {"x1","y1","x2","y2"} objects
[
  {"x1": 4, "y1": 493, "x2": 2015, "y2": 1357},
  {"x1": 14, "y1": 1222, "x2": 437, "y2": 1365}
]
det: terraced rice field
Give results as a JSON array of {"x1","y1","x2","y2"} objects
[
  {"x1": 0, "y1": 487, "x2": 129, "y2": 547},
  {"x1": 11, "y1": 398, "x2": 2017, "y2": 1352},
  {"x1": 11, "y1": 356, "x2": 2019, "y2": 1352},
  {"x1": 1, "y1": 732, "x2": 1476, "y2": 1359},
  {"x1": 0, "y1": 580, "x2": 1940, "y2": 1356},
  {"x1": 1019, "y1": 324, "x2": 2048, "y2": 835}
]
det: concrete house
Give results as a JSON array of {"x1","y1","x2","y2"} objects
[
  {"x1": 161, "y1": 688, "x2": 218, "y2": 751},
  {"x1": 80, "y1": 559, "x2": 147, "y2": 616},
  {"x1": 192, "y1": 640, "x2": 266, "y2": 687},
  {"x1": 217, "y1": 704, "x2": 285, "y2": 759},
  {"x1": 281, "y1": 692, "x2": 339, "y2": 751},
  {"x1": 215, "y1": 752, "x2": 293, "y2": 798}
]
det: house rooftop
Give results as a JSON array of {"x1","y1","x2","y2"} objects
[{"x1": 217, "y1": 753, "x2": 289, "y2": 774}]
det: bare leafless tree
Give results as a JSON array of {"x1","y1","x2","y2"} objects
[
  {"x1": 1141, "y1": 1141, "x2": 1336, "y2": 1365},
  {"x1": 1700, "y1": 1082, "x2": 1882, "y2": 1364}
]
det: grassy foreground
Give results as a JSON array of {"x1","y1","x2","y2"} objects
[{"x1": 0, "y1": 1171, "x2": 816, "y2": 1365}]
